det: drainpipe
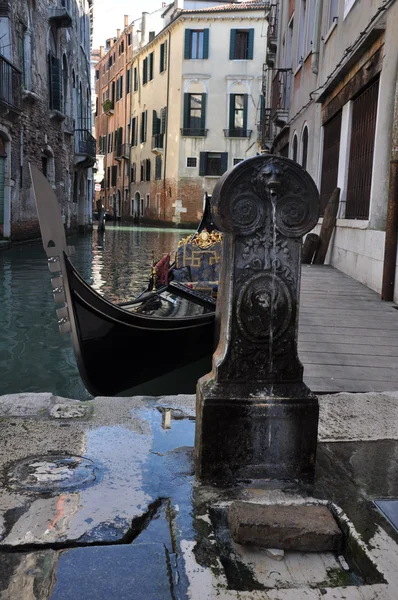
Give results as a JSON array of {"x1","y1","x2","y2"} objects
[
  {"x1": 381, "y1": 74, "x2": 398, "y2": 301},
  {"x1": 163, "y1": 29, "x2": 171, "y2": 222},
  {"x1": 311, "y1": 0, "x2": 323, "y2": 75}
]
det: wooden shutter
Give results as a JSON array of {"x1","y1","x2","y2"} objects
[
  {"x1": 229, "y1": 94, "x2": 235, "y2": 129},
  {"x1": 143, "y1": 58, "x2": 147, "y2": 84},
  {"x1": 199, "y1": 152, "x2": 207, "y2": 176},
  {"x1": 229, "y1": 29, "x2": 236, "y2": 60},
  {"x1": 203, "y1": 29, "x2": 209, "y2": 59},
  {"x1": 183, "y1": 94, "x2": 189, "y2": 129},
  {"x1": 248, "y1": 28, "x2": 254, "y2": 60},
  {"x1": 243, "y1": 94, "x2": 248, "y2": 129},
  {"x1": 164, "y1": 40, "x2": 168, "y2": 69},
  {"x1": 111, "y1": 165, "x2": 117, "y2": 186},
  {"x1": 152, "y1": 110, "x2": 158, "y2": 135},
  {"x1": 201, "y1": 94, "x2": 207, "y2": 130},
  {"x1": 221, "y1": 153, "x2": 228, "y2": 174},
  {"x1": 49, "y1": 54, "x2": 62, "y2": 111},
  {"x1": 161, "y1": 107, "x2": 167, "y2": 134},
  {"x1": 184, "y1": 29, "x2": 191, "y2": 59},
  {"x1": 143, "y1": 110, "x2": 147, "y2": 142},
  {"x1": 160, "y1": 44, "x2": 164, "y2": 72},
  {"x1": 149, "y1": 53, "x2": 154, "y2": 80}
]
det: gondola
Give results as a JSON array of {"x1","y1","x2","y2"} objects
[{"x1": 30, "y1": 165, "x2": 220, "y2": 397}]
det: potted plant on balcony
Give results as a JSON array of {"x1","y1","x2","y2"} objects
[{"x1": 103, "y1": 99, "x2": 114, "y2": 115}]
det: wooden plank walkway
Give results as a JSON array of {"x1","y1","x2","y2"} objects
[{"x1": 299, "y1": 265, "x2": 398, "y2": 393}]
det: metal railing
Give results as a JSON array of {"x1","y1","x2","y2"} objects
[
  {"x1": 151, "y1": 133, "x2": 164, "y2": 150},
  {"x1": 271, "y1": 69, "x2": 291, "y2": 125},
  {"x1": 75, "y1": 129, "x2": 96, "y2": 158},
  {"x1": 266, "y1": 4, "x2": 278, "y2": 49},
  {"x1": 223, "y1": 129, "x2": 252, "y2": 138},
  {"x1": 180, "y1": 128, "x2": 207, "y2": 137},
  {"x1": 258, "y1": 108, "x2": 273, "y2": 149},
  {"x1": 0, "y1": 55, "x2": 22, "y2": 111}
]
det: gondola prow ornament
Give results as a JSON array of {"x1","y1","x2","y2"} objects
[{"x1": 195, "y1": 155, "x2": 320, "y2": 483}]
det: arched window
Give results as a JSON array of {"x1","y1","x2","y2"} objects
[
  {"x1": 301, "y1": 126, "x2": 308, "y2": 170},
  {"x1": 292, "y1": 134, "x2": 298, "y2": 162},
  {"x1": 62, "y1": 54, "x2": 68, "y2": 115}
]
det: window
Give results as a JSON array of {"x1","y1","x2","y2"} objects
[
  {"x1": 160, "y1": 40, "x2": 167, "y2": 73},
  {"x1": 126, "y1": 68, "x2": 131, "y2": 94},
  {"x1": 146, "y1": 193, "x2": 150, "y2": 208},
  {"x1": 95, "y1": 69, "x2": 99, "y2": 80},
  {"x1": 133, "y1": 67, "x2": 138, "y2": 91},
  {"x1": 149, "y1": 52, "x2": 154, "y2": 81},
  {"x1": 49, "y1": 54, "x2": 62, "y2": 111},
  {"x1": 305, "y1": 0, "x2": 316, "y2": 56},
  {"x1": 183, "y1": 93, "x2": 207, "y2": 135},
  {"x1": 233, "y1": 158, "x2": 243, "y2": 166},
  {"x1": 140, "y1": 161, "x2": 144, "y2": 181},
  {"x1": 184, "y1": 29, "x2": 209, "y2": 59},
  {"x1": 111, "y1": 165, "x2": 117, "y2": 186},
  {"x1": 292, "y1": 134, "x2": 298, "y2": 161},
  {"x1": 140, "y1": 110, "x2": 147, "y2": 143},
  {"x1": 328, "y1": 0, "x2": 339, "y2": 30},
  {"x1": 119, "y1": 40, "x2": 124, "y2": 55},
  {"x1": 297, "y1": 0, "x2": 306, "y2": 64},
  {"x1": 127, "y1": 32, "x2": 132, "y2": 46},
  {"x1": 229, "y1": 29, "x2": 254, "y2": 60},
  {"x1": 143, "y1": 57, "x2": 148, "y2": 85},
  {"x1": 187, "y1": 157, "x2": 197, "y2": 168},
  {"x1": 131, "y1": 162, "x2": 136, "y2": 183},
  {"x1": 116, "y1": 76, "x2": 123, "y2": 101},
  {"x1": 199, "y1": 152, "x2": 228, "y2": 177},
  {"x1": 145, "y1": 159, "x2": 151, "y2": 181},
  {"x1": 301, "y1": 126, "x2": 308, "y2": 170},
  {"x1": 228, "y1": 94, "x2": 248, "y2": 136},
  {"x1": 155, "y1": 156, "x2": 162, "y2": 179},
  {"x1": 131, "y1": 116, "x2": 138, "y2": 146}
]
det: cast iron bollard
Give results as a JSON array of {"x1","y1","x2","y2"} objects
[{"x1": 195, "y1": 155, "x2": 320, "y2": 483}]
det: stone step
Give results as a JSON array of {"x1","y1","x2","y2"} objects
[{"x1": 229, "y1": 502, "x2": 343, "y2": 552}]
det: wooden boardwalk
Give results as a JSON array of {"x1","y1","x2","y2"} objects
[{"x1": 299, "y1": 265, "x2": 398, "y2": 393}]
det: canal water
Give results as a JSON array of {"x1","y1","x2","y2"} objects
[{"x1": 0, "y1": 225, "x2": 192, "y2": 399}]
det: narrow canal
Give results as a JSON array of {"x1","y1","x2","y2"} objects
[{"x1": 0, "y1": 225, "x2": 191, "y2": 399}]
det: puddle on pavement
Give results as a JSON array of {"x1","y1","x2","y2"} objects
[{"x1": 0, "y1": 405, "x2": 395, "y2": 598}]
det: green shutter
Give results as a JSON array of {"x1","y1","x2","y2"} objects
[
  {"x1": 184, "y1": 29, "x2": 191, "y2": 59},
  {"x1": 144, "y1": 110, "x2": 147, "y2": 142},
  {"x1": 152, "y1": 110, "x2": 158, "y2": 135},
  {"x1": 229, "y1": 29, "x2": 236, "y2": 60},
  {"x1": 243, "y1": 94, "x2": 248, "y2": 130},
  {"x1": 201, "y1": 94, "x2": 207, "y2": 130},
  {"x1": 50, "y1": 55, "x2": 62, "y2": 111},
  {"x1": 248, "y1": 28, "x2": 254, "y2": 60},
  {"x1": 149, "y1": 53, "x2": 154, "y2": 80},
  {"x1": 164, "y1": 40, "x2": 168, "y2": 69},
  {"x1": 160, "y1": 44, "x2": 164, "y2": 72},
  {"x1": 221, "y1": 153, "x2": 228, "y2": 174},
  {"x1": 203, "y1": 29, "x2": 209, "y2": 59},
  {"x1": 199, "y1": 152, "x2": 207, "y2": 176},
  {"x1": 229, "y1": 94, "x2": 235, "y2": 130},
  {"x1": 183, "y1": 94, "x2": 189, "y2": 129},
  {"x1": 161, "y1": 106, "x2": 167, "y2": 134}
]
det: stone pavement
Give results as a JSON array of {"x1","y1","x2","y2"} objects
[{"x1": 1, "y1": 392, "x2": 398, "y2": 599}]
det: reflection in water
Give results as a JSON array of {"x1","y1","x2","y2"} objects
[{"x1": 0, "y1": 224, "x2": 192, "y2": 399}]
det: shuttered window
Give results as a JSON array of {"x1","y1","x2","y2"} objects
[
  {"x1": 199, "y1": 152, "x2": 228, "y2": 176},
  {"x1": 160, "y1": 41, "x2": 167, "y2": 72},
  {"x1": 149, "y1": 52, "x2": 154, "y2": 81},
  {"x1": 140, "y1": 111, "x2": 147, "y2": 143},
  {"x1": 155, "y1": 156, "x2": 162, "y2": 180},
  {"x1": 229, "y1": 29, "x2": 254, "y2": 60},
  {"x1": 184, "y1": 29, "x2": 209, "y2": 59},
  {"x1": 345, "y1": 78, "x2": 379, "y2": 220},
  {"x1": 183, "y1": 93, "x2": 206, "y2": 134},
  {"x1": 143, "y1": 58, "x2": 148, "y2": 85},
  {"x1": 133, "y1": 67, "x2": 138, "y2": 92},
  {"x1": 49, "y1": 54, "x2": 62, "y2": 111}
]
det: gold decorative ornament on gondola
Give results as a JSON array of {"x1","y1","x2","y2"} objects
[{"x1": 178, "y1": 229, "x2": 223, "y2": 250}]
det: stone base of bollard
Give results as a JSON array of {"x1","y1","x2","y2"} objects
[{"x1": 195, "y1": 381, "x2": 319, "y2": 483}]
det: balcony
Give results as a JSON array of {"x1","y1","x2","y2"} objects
[
  {"x1": 258, "y1": 108, "x2": 273, "y2": 150},
  {"x1": 0, "y1": 55, "x2": 22, "y2": 113},
  {"x1": 180, "y1": 128, "x2": 207, "y2": 138},
  {"x1": 151, "y1": 133, "x2": 164, "y2": 154},
  {"x1": 115, "y1": 143, "x2": 130, "y2": 160},
  {"x1": 224, "y1": 129, "x2": 252, "y2": 138},
  {"x1": 271, "y1": 69, "x2": 291, "y2": 128},
  {"x1": 48, "y1": 7, "x2": 72, "y2": 28},
  {"x1": 103, "y1": 99, "x2": 114, "y2": 115},
  {"x1": 74, "y1": 129, "x2": 96, "y2": 167},
  {"x1": 266, "y1": 4, "x2": 278, "y2": 50}
]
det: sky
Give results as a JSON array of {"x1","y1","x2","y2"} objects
[{"x1": 92, "y1": 0, "x2": 166, "y2": 48}]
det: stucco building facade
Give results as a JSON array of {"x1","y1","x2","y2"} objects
[
  {"x1": 0, "y1": 0, "x2": 94, "y2": 241},
  {"x1": 263, "y1": 0, "x2": 398, "y2": 301}
]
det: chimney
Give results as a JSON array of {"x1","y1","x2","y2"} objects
[
  {"x1": 141, "y1": 12, "x2": 148, "y2": 45},
  {"x1": 109, "y1": 38, "x2": 115, "y2": 48},
  {"x1": 124, "y1": 15, "x2": 129, "y2": 28},
  {"x1": 117, "y1": 29, "x2": 121, "y2": 38},
  {"x1": 100, "y1": 45, "x2": 104, "y2": 58}
]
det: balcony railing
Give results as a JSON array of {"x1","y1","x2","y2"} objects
[
  {"x1": 115, "y1": 143, "x2": 130, "y2": 159},
  {"x1": 103, "y1": 99, "x2": 114, "y2": 115},
  {"x1": 0, "y1": 55, "x2": 22, "y2": 112},
  {"x1": 224, "y1": 129, "x2": 252, "y2": 138},
  {"x1": 151, "y1": 133, "x2": 164, "y2": 151},
  {"x1": 271, "y1": 69, "x2": 291, "y2": 127},
  {"x1": 258, "y1": 108, "x2": 273, "y2": 150},
  {"x1": 266, "y1": 4, "x2": 278, "y2": 49},
  {"x1": 75, "y1": 129, "x2": 96, "y2": 159},
  {"x1": 48, "y1": 7, "x2": 72, "y2": 27},
  {"x1": 180, "y1": 128, "x2": 207, "y2": 137}
]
